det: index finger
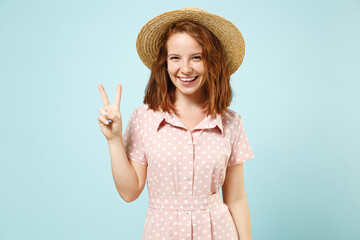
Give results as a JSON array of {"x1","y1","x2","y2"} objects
[{"x1": 98, "y1": 84, "x2": 111, "y2": 106}]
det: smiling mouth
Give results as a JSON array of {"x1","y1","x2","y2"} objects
[{"x1": 178, "y1": 76, "x2": 198, "y2": 82}]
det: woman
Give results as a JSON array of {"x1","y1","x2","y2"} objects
[{"x1": 98, "y1": 7, "x2": 255, "y2": 240}]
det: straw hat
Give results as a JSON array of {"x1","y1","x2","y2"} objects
[{"x1": 136, "y1": 7, "x2": 245, "y2": 75}]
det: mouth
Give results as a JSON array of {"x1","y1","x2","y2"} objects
[{"x1": 178, "y1": 76, "x2": 198, "y2": 83}]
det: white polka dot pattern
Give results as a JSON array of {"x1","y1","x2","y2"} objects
[{"x1": 123, "y1": 104, "x2": 255, "y2": 239}]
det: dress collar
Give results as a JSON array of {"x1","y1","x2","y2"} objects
[{"x1": 154, "y1": 109, "x2": 223, "y2": 135}]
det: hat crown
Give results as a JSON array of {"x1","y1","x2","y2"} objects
[{"x1": 180, "y1": 7, "x2": 207, "y2": 13}]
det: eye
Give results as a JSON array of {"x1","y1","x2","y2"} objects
[
  {"x1": 193, "y1": 56, "x2": 201, "y2": 60},
  {"x1": 170, "y1": 56, "x2": 179, "y2": 60}
]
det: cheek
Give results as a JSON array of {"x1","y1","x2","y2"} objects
[
  {"x1": 195, "y1": 63, "x2": 205, "y2": 75},
  {"x1": 167, "y1": 65, "x2": 179, "y2": 77},
  {"x1": 167, "y1": 70, "x2": 177, "y2": 84},
  {"x1": 168, "y1": 69, "x2": 177, "y2": 80}
]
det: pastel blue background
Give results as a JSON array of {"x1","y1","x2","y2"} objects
[{"x1": 0, "y1": 0, "x2": 359, "y2": 239}]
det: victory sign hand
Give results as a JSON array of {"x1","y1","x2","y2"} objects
[{"x1": 98, "y1": 84, "x2": 123, "y2": 141}]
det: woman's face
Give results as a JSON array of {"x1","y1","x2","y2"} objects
[{"x1": 166, "y1": 32, "x2": 206, "y2": 102}]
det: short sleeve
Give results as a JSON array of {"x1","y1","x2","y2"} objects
[
  {"x1": 227, "y1": 116, "x2": 255, "y2": 167},
  {"x1": 122, "y1": 108, "x2": 147, "y2": 166}
]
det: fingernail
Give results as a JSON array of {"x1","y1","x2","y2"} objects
[
  {"x1": 108, "y1": 119, "x2": 112, "y2": 122},
  {"x1": 105, "y1": 112, "x2": 109, "y2": 116}
]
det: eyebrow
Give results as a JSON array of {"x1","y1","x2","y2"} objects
[{"x1": 168, "y1": 52, "x2": 202, "y2": 57}]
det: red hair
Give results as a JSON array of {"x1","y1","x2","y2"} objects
[{"x1": 143, "y1": 21, "x2": 232, "y2": 116}]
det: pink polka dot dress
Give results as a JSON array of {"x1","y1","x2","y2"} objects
[{"x1": 123, "y1": 104, "x2": 255, "y2": 240}]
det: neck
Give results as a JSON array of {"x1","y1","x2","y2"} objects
[{"x1": 174, "y1": 90, "x2": 206, "y2": 112}]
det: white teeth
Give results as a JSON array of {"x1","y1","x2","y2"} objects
[{"x1": 179, "y1": 77, "x2": 196, "y2": 82}]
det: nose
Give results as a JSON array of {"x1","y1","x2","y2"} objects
[{"x1": 180, "y1": 60, "x2": 193, "y2": 74}]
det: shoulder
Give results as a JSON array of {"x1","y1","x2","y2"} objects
[
  {"x1": 133, "y1": 104, "x2": 148, "y2": 114},
  {"x1": 132, "y1": 104, "x2": 163, "y2": 121},
  {"x1": 221, "y1": 108, "x2": 247, "y2": 141},
  {"x1": 222, "y1": 108, "x2": 242, "y2": 126}
]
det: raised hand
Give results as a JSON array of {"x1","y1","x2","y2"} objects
[{"x1": 98, "y1": 83, "x2": 123, "y2": 141}]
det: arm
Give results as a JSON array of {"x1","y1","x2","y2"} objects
[
  {"x1": 222, "y1": 163, "x2": 252, "y2": 240},
  {"x1": 108, "y1": 137, "x2": 147, "y2": 203},
  {"x1": 97, "y1": 84, "x2": 147, "y2": 203}
]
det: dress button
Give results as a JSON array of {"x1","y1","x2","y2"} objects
[
  {"x1": 185, "y1": 211, "x2": 190, "y2": 215},
  {"x1": 184, "y1": 176, "x2": 190, "y2": 180}
]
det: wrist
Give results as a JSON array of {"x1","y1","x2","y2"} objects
[{"x1": 107, "y1": 136, "x2": 124, "y2": 146}]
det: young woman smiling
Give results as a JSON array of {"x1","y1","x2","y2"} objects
[{"x1": 98, "y1": 8, "x2": 255, "y2": 240}]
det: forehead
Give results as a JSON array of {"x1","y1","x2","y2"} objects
[{"x1": 166, "y1": 32, "x2": 202, "y2": 53}]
